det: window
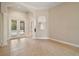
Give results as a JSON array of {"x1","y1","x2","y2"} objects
[
  {"x1": 11, "y1": 20, "x2": 17, "y2": 36},
  {"x1": 10, "y1": 20, "x2": 25, "y2": 36},
  {"x1": 20, "y1": 21, "x2": 25, "y2": 34},
  {"x1": 11, "y1": 20, "x2": 17, "y2": 30},
  {"x1": 38, "y1": 16, "x2": 46, "y2": 30}
]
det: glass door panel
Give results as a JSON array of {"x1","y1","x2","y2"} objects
[
  {"x1": 20, "y1": 21, "x2": 25, "y2": 34},
  {"x1": 11, "y1": 20, "x2": 17, "y2": 36}
]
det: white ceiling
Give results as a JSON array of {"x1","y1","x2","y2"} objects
[
  {"x1": 6, "y1": 2, "x2": 62, "y2": 12},
  {"x1": 18, "y1": 2, "x2": 62, "y2": 10}
]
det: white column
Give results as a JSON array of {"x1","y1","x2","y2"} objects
[
  {"x1": 1, "y1": 3, "x2": 8, "y2": 46},
  {"x1": 0, "y1": 13, "x2": 3, "y2": 46},
  {"x1": 31, "y1": 11, "x2": 37, "y2": 39}
]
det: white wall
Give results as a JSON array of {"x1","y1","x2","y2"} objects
[{"x1": 49, "y1": 3, "x2": 79, "y2": 45}]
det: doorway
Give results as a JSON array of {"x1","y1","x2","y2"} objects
[{"x1": 9, "y1": 19, "x2": 26, "y2": 39}]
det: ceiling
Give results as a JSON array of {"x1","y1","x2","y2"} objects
[
  {"x1": 6, "y1": 2, "x2": 62, "y2": 12},
  {"x1": 18, "y1": 2, "x2": 62, "y2": 10}
]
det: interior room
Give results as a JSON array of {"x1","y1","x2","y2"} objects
[{"x1": 0, "y1": 2, "x2": 79, "y2": 56}]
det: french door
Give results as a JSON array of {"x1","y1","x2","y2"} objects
[{"x1": 9, "y1": 19, "x2": 26, "y2": 39}]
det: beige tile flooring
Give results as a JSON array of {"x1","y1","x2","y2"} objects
[{"x1": 0, "y1": 38, "x2": 79, "y2": 56}]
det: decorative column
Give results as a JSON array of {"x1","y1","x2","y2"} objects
[
  {"x1": 0, "y1": 13, "x2": 3, "y2": 46},
  {"x1": 0, "y1": 2, "x2": 8, "y2": 47}
]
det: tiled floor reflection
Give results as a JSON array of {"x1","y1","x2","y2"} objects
[{"x1": 0, "y1": 38, "x2": 79, "y2": 56}]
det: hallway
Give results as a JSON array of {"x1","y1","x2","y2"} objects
[{"x1": 0, "y1": 38, "x2": 79, "y2": 56}]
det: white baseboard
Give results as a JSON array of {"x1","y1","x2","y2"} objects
[
  {"x1": 33, "y1": 37, "x2": 50, "y2": 39},
  {"x1": 49, "y1": 38, "x2": 79, "y2": 48}
]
